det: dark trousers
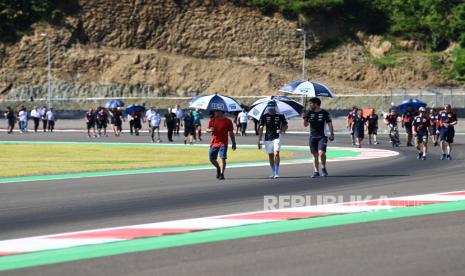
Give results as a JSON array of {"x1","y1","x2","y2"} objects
[
  {"x1": 175, "y1": 119, "x2": 181, "y2": 135},
  {"x1": 253, "y1": 119, "x2": 259, "y2": 135},
  {"x1": 33, "y1": 118, "x2": 40, "y2": 132},
  {"x1": 167, "y1": 127, "x2": 174, "y2": 141},
  {"x1": 42, "y1": 119, "x2": 47, "y2": 132},
  {"x1": 129, "y1": 120, "x2": 134, "y2": 134},
  {"x1": 48, "y1": 120, "x2": 55, "y2": 132}
]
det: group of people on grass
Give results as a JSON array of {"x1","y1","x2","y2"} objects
[
  {"x1": 347, "y1": 104, "x2": 457, "y2": 160},
  {"x1": 3, "y1": 106, "x2": 57, "y2": 134}
]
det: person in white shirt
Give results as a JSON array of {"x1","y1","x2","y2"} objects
[
  {"x1": 30, "y1": 106, "x2": 41, "y2": 132},
  {"x1": 173, "y1": 104, "x2": 184, "y2": 136},
  {"x1": 148, "y1": 110, "x2": 162, "y2": 143},
  {"x1": 237, "y1": 108, "x2": 249, "y2": 136},
  {"x1": 46, "y1": 108, "x2": 57, "y2": 132},
  {"x1": 145, "y1": 107, "x2": 155, "y2": 129},
  {"x1": 18, "y1": 106, "x2": 28, "y2": 133},
  {"x1": 39, "y1": 106, "x2": 47, "y2": 132}
]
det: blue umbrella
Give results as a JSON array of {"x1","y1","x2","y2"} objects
[
  {"x1": 125, "y1": 104, "x2": 146, "y2": 114},
  {"x1": 105, "y1": 99, "x2": 125, "y2": 109},
  {"x1": 280, "y1": 81, "x2": 336, "y2": 97},
  {"x1": 397, "y1": 99, "x2": 427, "y2": 112},
  {"x1": 189, "y1": 93, "x2": 242, "y2": 112}
]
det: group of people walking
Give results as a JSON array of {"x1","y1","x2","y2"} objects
[
  {"x1": 347, "y1": 104, "x2": 458, "y2": 160},
  {"x1": 3, "y1": 106, "x2": 56, "y2": 133},
  {"x1": 85, "y1": 105, "x2": 205, "y2": 144},
  {"x1": 208, "y1": 97, "x2": 334, "y2": 180}
]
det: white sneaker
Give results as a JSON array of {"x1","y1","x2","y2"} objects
[{"x1": 273, "y1": 174, "x2": 280, "y2": 179}]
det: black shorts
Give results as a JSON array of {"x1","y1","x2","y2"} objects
[
  {"x1": 416, "y1": 132, "x2": 429, "y2": 144},
  {"x1": 97, "y1": 121, "x2": 107, "y2": 129},
  {"x1": 404, "y1": 122, "x2": 413, "y2": 134},
  {"x1": 87, "y1": 121, "x2": 95, "y2": 129},
  {"x1": 368, "y1": 126, "x2": 378, "y2": 135},
  {"x1": 184, "y1": 127, "x2": 195, "y2": 137},
  {"x1": 354, "y1": 128, "x2": 364, "y2": 139},
  {"x1": 7, "y1": 118, "x2": 15, "y2": 127},
  {"x1": 439, "y1": 128, "x2": 455, "y2": 143},
  {"x1": 309, "y1": 136, "x2": 328, "y2": 154}
]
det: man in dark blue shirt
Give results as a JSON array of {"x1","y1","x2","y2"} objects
[{"x1": 303, "y1": 97, "x2": 334, "y2": 178}]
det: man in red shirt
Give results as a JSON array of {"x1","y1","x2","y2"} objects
[{"x1": 206, "y1": 110, "x2": 237, "y2": 180}]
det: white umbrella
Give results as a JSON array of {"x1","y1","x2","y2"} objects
[
  {"x1": 280, "y1": 80, "x2": 336, "y2": 97},
  {"x1": 189, "y1": 93, "x2": 242, "y2": 112},
  {"x1": 248, "y1": 96, "x2": 304, "y2": 121}
]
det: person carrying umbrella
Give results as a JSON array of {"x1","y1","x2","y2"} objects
[
  {"x1": 303, "y1": 97, "x2": 334, "y2": 178},
  {"x1": 206, "y1": 110, "x2": 236, "y2": 180},
  {"x1": 257, "y1": 101, "x2": 288, "y2": 178}
]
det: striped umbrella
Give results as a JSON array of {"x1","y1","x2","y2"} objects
[
  {"x1": 248, "y1": 96, "x2": 303, "y2": 121},
  {"x1": 189, "y1": 93, "x2": 242, "y2": 112}
]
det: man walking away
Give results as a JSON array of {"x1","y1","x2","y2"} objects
[
  {"x1": 402, "y1": 105, "x2": 415, "y2": 147},
  {"x1": 46, "y1": 108, "x2": 56, "y2": 132},
  {"x1": 206, "y1": 110, "x2": 236, "y2": 180},
  {"x1": 85, "y1": 108, "x2": 97, "y2": 137},
  {"x1": 4, "y1": 106, "x2": 16, "y2": 134},
  {"x1": 40, "y1": 106, "x2": 48, "y2": 132},
  {"x1": 18, "y1": 106, "x2": 28, "y2": 133},
  {"x1": 438, "y1": 104, "x2": 458, "y2": 160},
  {"x1": 303, "y1": 97, "x2": 335, "y2": 178},
  {"x1": 238, "y1": 108, "x2": 249, "y2": 136},
  {"x1": 413, "y1": 107, "x2": 431, "y2": 160},
  {"x1": 148, "y1": 109, "x2": 162, "y2": 143},
  {"x1": 30, "y1": 106, "x2": 41, "y2": 132},
  {"x1": 193, "y1": 109, "x2": 203, "y2": 141},
  {"x1": 173, "y1": 104, "x2": 184, "y2": 136},
  {"x1": 258, "y1": 102, "x2": 288, "y2": 178},
  {"x1": 164, "y1": 108, "x2": 177, "y2": 142},
  {"x1": 183, "y1": 110, "x2": 195, "y2": 145},
  {"x1": 351, "y1": 109, "x2": 366, "y2": 148},
  {"x1": 367, "y1": 109, "x2": 379, "y2": 145}
]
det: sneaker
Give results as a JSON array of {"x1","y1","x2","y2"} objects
[
  {"x1": 184, "y1": 140, "x2": 187, "y2": 145},
  {"x1": 422, "y1": 155, "x2": 427, "y2": 160},
  {"x1": 219, "y1": 174, "x2": 225, "y2": 180},
  {"x1": 321, "y1": 168, "x2": 328, "y2": 177},
  {"x1": 440, "y1": 154, "x2": 446, "y2": 160},
  {"x1": 311, "y1": 172, "x2": 320, "y2": 178},
  {"x1": 407, "y1": 142, "x2": 413, "y2": 147},
  {"x1": 352, "y1": 141, "x2": 356, "y2": 146},
  {"x1": 273, "y1": 174, "x2": 280, "y2": 179},
  {"x1": 434, "y1": 141, "x2": 438, "y2": 147},
  {"x1": 216, "y1": 169, "x2": 221, "y2": 179},
  {"x1": 157, "y1": 139, "x2": 162, "y2": 143},
  {"x1": 447, "y1": 155, "x2": 452, "y2": 161},
  {"x1": 151, "y1": 138, "x2": 155, "y2": 143},
  {"x1": 417, "y1": 152, "x2": 423, "y2": 159},
  {"x1": 358, "y1": 144, "x2": 362, "y2": 148},
  {"x1": 374, "y1": 141, "x2": 379, "y2": 145}
]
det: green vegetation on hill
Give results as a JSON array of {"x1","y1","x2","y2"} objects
[
  {"x1": 241, "y1": 0, "x2": 465, "y2": 80},
  {"x1": 0, "y1": 0, "x2": 78, "y2": 42}
]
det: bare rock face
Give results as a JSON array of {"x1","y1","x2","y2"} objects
[{"x1": 0, "y1": 0, "x2": 456, "y2": 105}]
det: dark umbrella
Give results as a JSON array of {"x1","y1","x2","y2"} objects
[
  {"x1": 397, "y1": 99, "x2": 427, "y2": 112},
  {"x1": 125, "y1": 104, "x2": 146, "y2": 114}
]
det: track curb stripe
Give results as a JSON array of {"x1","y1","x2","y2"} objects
[{"x1": 1, "y1": 190, "x2": 464, "y2": 258}]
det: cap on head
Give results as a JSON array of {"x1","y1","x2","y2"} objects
[{"x1": 419, "y1": 107, "x2": 426, "y2": 112}]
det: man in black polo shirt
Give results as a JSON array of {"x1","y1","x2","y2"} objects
[
  {"x1": 303, "y1": 97, "x2": 335, "y2": 178},
  {"x1": 258, "y1": 101, "x2": 288, "y2": 178}
]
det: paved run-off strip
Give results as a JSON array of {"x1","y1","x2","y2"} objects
[
  {"x1": 1, "y1": 190, "x2": 465, "y2": 271},
  {"x1": 0, "y1": 141, "x2": 398, "y2": 184}
]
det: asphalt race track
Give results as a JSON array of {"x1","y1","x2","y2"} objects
[{"x1": 1, "y1": 132, "x2": 465, "y2": 275}]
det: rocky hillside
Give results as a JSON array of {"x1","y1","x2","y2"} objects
[{"x1": 0, "y1": 0, "x2": 457, "y2": 101}]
